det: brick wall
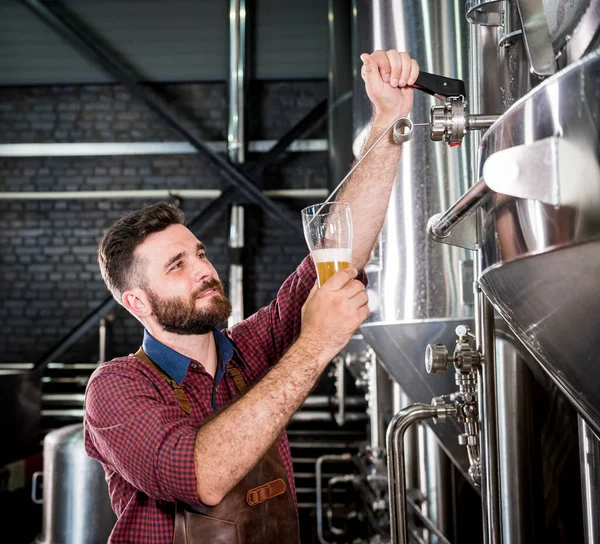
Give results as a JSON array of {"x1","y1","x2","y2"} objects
[{"x1": 0, "y1": 81, "x2": 327, "y2": 363}]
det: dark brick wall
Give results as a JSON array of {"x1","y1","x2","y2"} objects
[{"x1": 0, "y1": 81, "x2": 328, "y2": 363}]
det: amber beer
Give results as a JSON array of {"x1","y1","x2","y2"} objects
[{"x1": 313, "y1": 248, "x2": 352, "y2": 286}]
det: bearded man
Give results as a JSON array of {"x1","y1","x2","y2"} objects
[{"x1": 84, "y1": 49, "x2": 419, "y2": 543}]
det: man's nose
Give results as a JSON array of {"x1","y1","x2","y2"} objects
[{"x1": 192, "y1": 261, "x2": 211, "y2": 283}]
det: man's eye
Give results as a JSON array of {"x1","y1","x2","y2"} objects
[
  {"x1": 198, "y1": 253, "x2": 206, "y2": 259},
  {"x1": 171, "y1": 262, "x2": 182, "y2": 270}
]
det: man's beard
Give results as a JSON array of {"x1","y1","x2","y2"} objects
[{"x1": 147, "y1": 278, "x2": 232, "y2": 335}]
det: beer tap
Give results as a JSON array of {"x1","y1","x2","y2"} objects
[{"x1": 410, "y1": 72, "x2": 501, "y2": 147}]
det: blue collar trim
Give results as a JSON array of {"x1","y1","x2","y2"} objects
[{"x1": 142, "y1": 329, "x2": 234, "y2": 384}]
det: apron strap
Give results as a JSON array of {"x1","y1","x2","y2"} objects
[
  {"x1": 134, "y1": 348, "x2": 192, "y2": 415},
  {"x1": 134, "y1": 347, "x2": 250, "y2": 413}
]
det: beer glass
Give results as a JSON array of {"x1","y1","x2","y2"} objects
[{"x1": 301, "y1": 202, "x2": 353, "y2": 287}]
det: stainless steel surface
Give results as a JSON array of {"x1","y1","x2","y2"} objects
[
  {"x1": 429, "y1": 97, "x2": 499, "y2": 145},
  {"x1": 361, "y1": 321, "x2": 474, "y2": 479},
  {"x1": 478, "y1": 296, "x2": 502, "y2": 543},
  {"x1": 478, "y1": 49, "x2": 600, "y2": 436},
  {"x1": 394, "y1": 385, "x2": 420, "y2": 492},
  {"x1": 368, "y1": 350, "x2": 382, "y2": 451},
  {"x1": 316, "y1": 453, "x2": 353, "y2": 544},
  {"x1": 427, "y1": 179, "x2": 490, "y2": 248},
  {"x1": 98, "y1": 317, "x2": 107, "y2": 364},
  {"x1": 466, "y1": 0, "x2": 503, "y2": 25},
  {"x1": 35, "y1": 423, "x2": 116, "y2": 544},
  {"x1": 301, "y1": 395, "x2": 366, "y2": 409},
  {"x1": 228, "y1": 0, "x2": 246, "y2": 163},
  {"x1": 0, "y1": 369, "x2": 42, "y2": 466},
  {"x1": 0, "y1": 139, "x2": 328, "y2": 156},
  {"x1": 467, "y1": 114, "x2": 501, "y2": 130},
  {"x1": 543, "y1": 0, "x2": 595, "y2": 54},
  {"x1": 392, "y1": 117, "x2": 414, "y2": 144},
  {"x1": 515, "y1": 0, "x2": 556, "y2": 75},
  {"x1": 353, "y1": 0, "x2": 474, "y2": 480},
  {"x1": 424, "y1": 427, "x2": 452, "y2": 544},
  {"x1": 228, "y1": 205, "x2": 245, "y2": 327},
  {"x1": 579, "y1": 416, "x2": 600, "y2": 544},
  {"x1": 406, "y1": 494, "x2": 452, "y2": 544},
  {"x1": 496, "y1": 337, "x2": 544, "y2": 543},
  {"x1": 566, "y1": 0, "x2": 600, "y2": 62},
  {"x1": 386, "y1": 403, "x2": 455, "y2": 544}
]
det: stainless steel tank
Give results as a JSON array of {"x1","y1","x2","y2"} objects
[
  {"x1": 477, "y1": 48, "x2": 600, "y2": 437},
  {"x1": 34, "y1": 423, "x2": 116, "y2": 544},
  {"x1": 353, "y1": 0, "x2": 475, "y2": 476}
]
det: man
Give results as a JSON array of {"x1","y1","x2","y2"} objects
[{"x1": 84, "y1": 49, "x2": 419, "y2": 543}]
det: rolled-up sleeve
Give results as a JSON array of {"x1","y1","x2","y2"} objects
[{"x1": 84, "y1": 362, "x2": 202, "y2": 507}]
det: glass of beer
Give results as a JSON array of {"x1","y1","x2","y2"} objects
[{"x1": 301, "y1": 202, "x2": 353, "y2": 287}]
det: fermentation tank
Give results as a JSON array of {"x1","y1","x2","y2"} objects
[{"x1": 353, "y1": 0, "x2": 476, "y2": 478}]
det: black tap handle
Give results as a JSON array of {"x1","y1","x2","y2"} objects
[{"x1": 412, "y1": 71, "x2": 466, "y2": 99}]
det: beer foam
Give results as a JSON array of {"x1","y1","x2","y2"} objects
[{"x1": 312, "y1": 248, "x2": 352, "y2": 264}]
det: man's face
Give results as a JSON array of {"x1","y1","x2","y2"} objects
[{"x1": 135, "y1": 224, "x2": 232, "y2": 335}]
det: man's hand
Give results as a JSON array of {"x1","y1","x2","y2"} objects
[
  {"x1": 361, "y1": 50, "x2": 420, "y2": 126},
  {"x1": 300, "y1": 268, "x2": 369, "y2": 364}
]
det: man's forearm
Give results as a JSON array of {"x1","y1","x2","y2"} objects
[
  {"x1": 193, "y1": 334, "x2": 331, "y2": 505},
  {"x1": 339, "y1": 118, "x2": 403, "y2": 269}
]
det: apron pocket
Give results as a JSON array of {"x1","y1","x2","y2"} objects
[{"x1": 184, "y1": 512, "x2": 239, "y2": 544}]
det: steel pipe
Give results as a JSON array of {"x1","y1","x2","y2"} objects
[
  {"x1": 579, "y1": 416, "x2": 600, "y2": 544},
  {"x1": 478, "y1": 296, "x2": 502, "y2": 543},
  {"x1": 427, "y1": 178, "x2": 490, "y2": 240},
  {"x1": 0, "y1": 189, "x2": 328, "y2": 201},
  {"x1": 386, "y1": 403, "x2": 456, "y2": 544},
  {"x1": 315, "y1": 453, "x2": 353, "y2": 544}
]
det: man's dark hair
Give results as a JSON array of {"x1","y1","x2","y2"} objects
[{"x1": 98, "y1": 202, "x2": 185, "y2": 304}]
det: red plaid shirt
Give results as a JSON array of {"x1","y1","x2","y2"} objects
[{"x1": 84, "y1": 255, "x2": 317, "y2": 543}]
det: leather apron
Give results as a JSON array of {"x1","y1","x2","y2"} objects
[{"x1": 134, "y1": 348, "x2": 301, "y2": 544}]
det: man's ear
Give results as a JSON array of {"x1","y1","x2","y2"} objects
[{"x1": 122, "y1": 288, "x2": 153, "y2": 318}]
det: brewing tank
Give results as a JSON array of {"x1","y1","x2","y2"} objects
[
  {"x1": 353, "y1": 0, "x2": 475, "y2": 476},
  {"x1": 35, "y1": 423, "x2": 116, "y2": 544}
]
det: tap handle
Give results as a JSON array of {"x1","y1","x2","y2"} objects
[{"x1": 412, "y1": 71, "x2": 466, "y2": 99}]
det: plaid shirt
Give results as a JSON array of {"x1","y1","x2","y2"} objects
[{"x1": 84, "y1": 255, "x2": 318, "y2": 543}]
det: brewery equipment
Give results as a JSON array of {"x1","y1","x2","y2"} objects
[
  {"x1": 323, "y1": 0, "x2": 600, "y2": 543},
  {"x1": 32, "y1": 424, "x2": 116, "y2": 544}
]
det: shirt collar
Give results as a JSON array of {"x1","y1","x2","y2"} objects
[{"x1": 142, "y1": 329, "x2": 234, "y2": 384}]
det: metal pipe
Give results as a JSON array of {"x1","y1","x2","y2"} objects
[
  {"x1": 406, "y1": 495, "x2": 453, "y2": 544},
  {"x1": 228, "y1": 205, "x2": 245, "y2": 327},
  {"x1": 292, "y1": 412, "x2": 367, "y2": 423},
  {"x1": 393, "y1": 384, "x2": 420, "y2": 492},
  {"x1": 424, "y1": 427, "x2": 452, "y2": 543},
  {"x1": 578, "y1": 416, "x2": 600, "y2": 544},
  {"x1": 98, "y1": 318, "x2": 107, "y2": 365},
  {"x1": 496, "y1": 337, "x2": 544, "y2": 543},
  {"x1": 228, "y1": 0, "x2": 246, "y2": 164},
  {"x1": 368, "y1": 349, "x2": 382, "y2": 451},
  {"x1": 0, "y1": 139, "x2": 327, "y2": 157},
  {"x1": 327, "y1": 474, "x2": 358, "y2": 536},
  {"x1": 479, "y1": 296, "x2": 502, "y2": 543},
  {"x1": 302, "y1": 395, "x2": 366, "y2": 409},
  {"x1": 0, "y1": 189, "x2": 328, "y2": 201},
  {"x1": 428, "y1": 179, "x2": 490, "y2": 240},
  {"x1": 315, "y1": 453, "x2": 353, "y2": 544},
  {"x1": 466, "y1": 114, "x2": 501, "y2": 130},
  {"x1": 387, "y1": 403, "x2": 454, "y2": 544}
]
